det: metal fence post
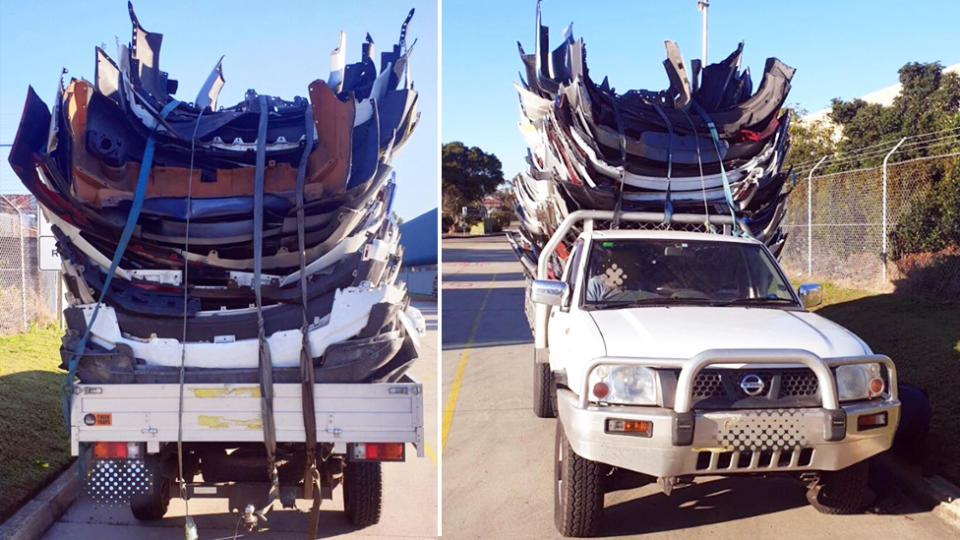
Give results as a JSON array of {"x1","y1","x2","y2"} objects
[
  {"x1": 807, "y1": 156, "x2": 828, "y2": 276},
  {"x1": 1, "y1": 193, "x2": 28, "y2": 330},
  {"x1": 881, "y1": 138, "x2": 907, "y2": 283}
]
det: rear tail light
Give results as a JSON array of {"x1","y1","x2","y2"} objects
[
  {"x1": 91, "y1": 442, "x2": 143, "y2": 459},
  {"x1": 350, "y1": 443, "x2": 405, "y2": 462}
]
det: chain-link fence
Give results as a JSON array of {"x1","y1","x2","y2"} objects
[
  {"x1": 780, "y1": 135, "x2": 960, "y2": 295},
  {"x1": 0, "y1": 194, "x2": 60, "y2": 336}
]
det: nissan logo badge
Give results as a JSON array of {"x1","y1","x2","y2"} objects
[{"x1": 740, "y1": 374, "x2": 765, "y2": 396}]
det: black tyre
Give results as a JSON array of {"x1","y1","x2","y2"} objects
[
  {"x1": 130, "y1": 474, "x2": 171, "y2": 521},
  {"x1": 806, "y1": 460, "x2": 870, "y2": 514},
  {"x1": 343, "y1": 461, "x2": 382, "y2": 526},
  {"x1": 554, "y1": 421, "x2": 603, "y2": 537},
  {"x1": 534, "y1": 362, "x2": 556, "y2": 418}
]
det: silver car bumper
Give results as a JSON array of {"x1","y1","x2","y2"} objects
[
  {"x1": 558, "y1": 349, "x2": 900, "y2": 477},
  {"x1": 558, "y1": 390, "x2": 899, "y2": 477}
]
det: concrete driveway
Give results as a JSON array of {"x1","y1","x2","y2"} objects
[
  {"x1": 41, "y1": 301, "x2": 438, "y2": 540},
  {"x1": 440, "y1": 235, "x2": 955, "y2": 539}
]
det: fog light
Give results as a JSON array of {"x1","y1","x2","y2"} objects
[
  {"x1": 593, "y1": 382, "x2": 609, "y2": 399},
  {"x1": 605, "y1": 418, "x2": 652, "y2": 437},
  {"x1": 857, "y1": 412, "x2": 888, "y2": 431},
  {"x1": 869, "y1": 378, "x2": 885, "y2": 395}
]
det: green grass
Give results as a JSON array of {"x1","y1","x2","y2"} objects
[
  {"x1": 0, "y1": 325, "x2": 71, "y2": 522},
  {"x1": 804, "y1": 281, "x2": 960, "y2": 485}
]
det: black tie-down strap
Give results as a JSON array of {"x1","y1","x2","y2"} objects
[
  {"x1": 297, "y1": 100, "x2": 322, "y2": 539},
  {"x1": 253, "y1": 95, "x2": 280, "y2": 515}
]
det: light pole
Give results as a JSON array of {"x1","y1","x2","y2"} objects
[{"x1": 697, "y1": 0, "x2": 710, "y2": 65}]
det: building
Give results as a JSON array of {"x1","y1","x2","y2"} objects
[{"x1": 397, "y1": 208, "x2": 438, "y2": 298}]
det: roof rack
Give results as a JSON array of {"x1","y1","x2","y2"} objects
[
  {"x1": 536, "y1": 210, "x2": 751, "y2": 280},
  {"x1": 532, "y1": 210, "x2": 752, "y2": 352}
]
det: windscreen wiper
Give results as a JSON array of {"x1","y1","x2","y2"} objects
[
  {"x1": 713, "y1": 297, "x2": 798, "y2": 307},
  {"x1": 586, "y1": 297, "x2": 715, "y2": 310}
]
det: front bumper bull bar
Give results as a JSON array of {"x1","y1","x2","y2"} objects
[{"x1": 558, "y1": 349, "x2": 900, "y2": 477}]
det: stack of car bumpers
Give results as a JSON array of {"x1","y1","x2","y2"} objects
[
  {"x1": 8, "y1": 3, "x2": 424, "y2": 384},
  {"x1": 508, "y1": 3, "x2": 795, "y2": 276}
]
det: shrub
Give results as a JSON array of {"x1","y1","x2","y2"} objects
[
  {"x1": 890, "y1": 164, "x2": 960, "y2": 260},
  {"x1": 488, "y1": 210, "x2": 513, "y2": 233}
]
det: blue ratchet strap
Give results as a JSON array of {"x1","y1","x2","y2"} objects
[
  {"x1": 651, "y1": 102, "x2": 675, "y2": 224},
  {"x1": 61, "y1": 99, "x2": 181, "y2": 429},
  {"x1": 690, "y1": 100, "x2": 740, "y2": 234}
]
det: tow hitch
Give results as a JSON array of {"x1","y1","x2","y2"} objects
[{"x1": 657, "y1": 475, "x2": 695, "y2": 496}]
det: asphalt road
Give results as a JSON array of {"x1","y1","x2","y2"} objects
[
  {"x1": 42, "y1": 301, "x2": 439, "y2": 540},
  {"x1": 440, "y1": 235, "x2": 955, "y2": 539}
]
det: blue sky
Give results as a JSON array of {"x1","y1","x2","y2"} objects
[
  {"x1": 442, "y1": 0, "x2": 960, "y2": 180},
  {"x1": 0, "y1": 0, "x2": 438, "y2": 221}
]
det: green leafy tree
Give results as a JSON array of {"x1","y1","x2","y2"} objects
[
  {"x1": 783, "y1": 106, "x2": 837, "y2": 170},
  {"x1": 442, "y1": 141, "x2": 505, "y2": 231},
  {"x1": 827, "y1": 62, "x2": 960, "y2": 170}
]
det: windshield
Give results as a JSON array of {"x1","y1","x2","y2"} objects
[{"x1": 582, "y1": 238, "x2": 798, "y2": 308}]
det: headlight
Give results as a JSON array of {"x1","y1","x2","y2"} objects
[
  {"x1": 835, "y1": 363, "x2": 885, "y2": 401},
  {"x1": 588, "y1": 365, "x2": 657, "y2": 405}
]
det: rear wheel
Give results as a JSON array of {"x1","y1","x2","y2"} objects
[
  {"x1": 806, "y1": 461, "x2": 870, "y2": 514},
  {"x1": 554, "y1": 421, "x2": 603, "y2": 537},
  {"x1": 130, "y1": 474, "x2": 171, "y2": 521},
  {"x1": 343, "y1": 461, "x2": 382, "y2": 526},
  {"x1": 534, "y1": 362, "x2": 556, "y2": 418}
]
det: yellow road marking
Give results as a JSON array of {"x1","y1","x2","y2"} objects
[
  {"x1": 425, "y1": 442, "x2": 438, "y2": 465},
  {"x1": 441, "y1": 273, "x2": 498, "y2": 453}
]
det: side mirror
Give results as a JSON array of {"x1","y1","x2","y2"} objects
[
  {"x1": 797, "y1": 283, "x2": 823, "y2": 309},
  {"x1": 531, "y1": 280, "x2": 568, "y2": 307}
]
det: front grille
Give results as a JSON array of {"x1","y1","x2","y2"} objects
[
  {"x1": 692, "y1": 372, "x2": 723, "y2": 398},
  {"x1": 732, "y1": 372, "x2": 774, "y2": 398},
  {"x1": 780, "y1": 371, "x2": 819, "y2": 397},
  {"x1": 682, "y1": 368, "x2": 821, "y2": 408},
  {"x1": 695, "y1": 447, "x2": 814, "y2": 471}
]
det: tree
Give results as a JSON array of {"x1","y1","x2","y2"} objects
[
  {"x1": 442, "y1": 142, "x2": 505, "y2": 231},
  {"x1": 783, "y1": 106, "x2": 837, "y2": 170},
  {"x1": 826, "y1": 62, "x2": 960, "y2": 170}
]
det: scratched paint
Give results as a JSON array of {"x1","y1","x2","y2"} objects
[
  {"x1": 198, "y1": 415, "x2": 263, "y2": 430},
  {"x1": 191, "y1": 387, "x2": 261, "y2": 398}
]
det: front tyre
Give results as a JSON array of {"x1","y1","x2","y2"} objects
[
  {"x1": 806, "y1": 460, "x2": 870, "y2": 514},
  {"x1": 343, "y1": 461, "x2": 382, "y2": 526},
  {"x1": 555, "y1": 421, "x2": 603, "y2": 537},
  {"x1": 534, "y1": 362, "x2": 556, "y2": 418}
]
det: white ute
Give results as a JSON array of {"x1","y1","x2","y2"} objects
[{"x1": 527, "y1": 211, "x2": 900, "y2": 537}]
